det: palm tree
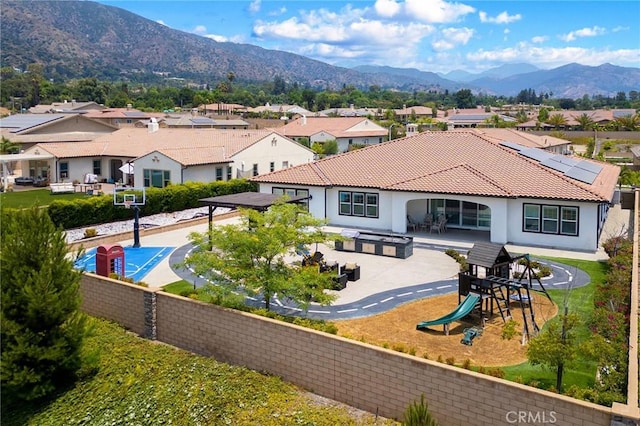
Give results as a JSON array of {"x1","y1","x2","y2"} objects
[
  {"x1": 613, "y1": 114, "x2": 639, "y2": 131},
  {"x1": 0, "y1": 137, "x2": 19, "y2": 154},
  {"x1": 547, "y1": 113, "x2": 568, "y2": 130},
  {"x1": 575, "y1": 113, "x2": 595, "y2": 131}
]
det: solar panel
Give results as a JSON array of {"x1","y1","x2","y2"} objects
[
  {"x1": 0, "y1": 114, "x2": 63, "y2": 129},
  {"x1": 518, "y1": 148, "x2": 554, "y2": 162},
  {"x1": 612, "y1": 110, "x2": 633, "y2": 118},
  {"x1": 549, "y1": 155, "x2": 578, "y2": 166},
  {"x1": 123, "y1": 111, "x2": 146, "y2": 118},
  {"x1": 449, "y1": 114, "x2": 490, "y2": 121},
  {"x1": 499, "y1": 141, "x2": 524, "y2": 151},
  {"x1": 564, "y1": 167, "x2": 598, "y2": 184},
  {"x1": 540, "y1": 158, "x2": 572, "y2": 173},
  {"x1": 574, "y1": 160, "x2": 603, "y2": 174},
  {"x1": 190, "y1": 117, "x2": 215, "y2": 125}
]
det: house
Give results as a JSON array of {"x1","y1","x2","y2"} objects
[
  {"x1": 199, "y1": 103, "x2": 248, "y2": 116},
  {"x1": 394, "y1": 105, "x2": 435, "y2": 121},
  {"x1": 158, "y1": 113, "x2": 249, "y2": 129},
  {"x1": 0, "y1": 113, "x2": 118, "y2": 151},
  {"x1": 251, "y1": 129, "x2": 620, "y2": 252},
  {"x1": 28, "y1": 101, "x2": 106, "y2": 114},
  {"x1": 18, "y1": 127, "x2": 315, "y2": 187},
  {"x1": 470, "y1": 128, "x2": 571, "y2": 155},
  {"x1": 249, "y1": 103, "x2": 315, "y2": 118},
  {"x1": 279, "y1": 116, "x2": 389, "y2": 152},
  {"x1": 318, "y1": 105, "x2": 381, "y2": 118},
  {"x1": 81, "y1": 107, "x2": 164, "y2": 128},
  {"x1": 516, "y1": 109, "x2": 638, "y2": 130},
  {"x1": 446, "y1": 109, "x2": 518, "y2": 128}
]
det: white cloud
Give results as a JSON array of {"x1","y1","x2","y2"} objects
[
  {"x1": 248, "y1": 0, "x2": 261, "y2": 14},
  {"x1": 478, "y1": 10, "x2": 521, "y2": 24},
  {"x1": 559, "y1": 26, "x2": 606, "y2": 42},
  {"x1": 404, "y1": 0, "x2": 475, "y2": 24},
  {"x1": 612, "y1": 26, "x2": 629, "y2": 33},
  {"x1": 192, "y1": 25, "x2": 208, "y2": 35},
  {"x1": 268, "y1": 6, "x2": 287, "y2": 17},
  {"x1": 432, "y1": 27, "x2": 473, "y2": 51},
  {"x1": 374, "y1": 0, "x2": 401, "y2": 18},
  {"x1": 531, "y1": 35, "x2": 547, "y2": 44},
  {"x1": 156, "y1": 20, "x2": 166, "y2": 26},
  {"x1": 204, "y1": 34, "x2": 229, "y2": 42},
  {"x1": 465, "y1": 43, "x2": 640, "y2": 69}
]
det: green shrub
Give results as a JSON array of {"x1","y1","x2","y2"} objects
[
  {"x1": 501, "y1": 319, "x2": 520, "y2": 340},
  {"x1": 444, "y1": 249, "x2": 468, "y2": 272},
  {"x1": 402, "y1": 394, "x2": 438, "y2": 426},
  {"x1": 461, "y1": 359, "x2": 472, "y2": 370},
  {"x1": 445, "y1": 356, "x2": 455, "y2": 365},
  {"x1": 83, "y1": 228, "x2": 98, "y2": 238},
  {"x1": 392, "y1": 343, "x2": 407, "y2": 353}
]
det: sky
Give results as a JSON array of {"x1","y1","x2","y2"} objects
[{"x1": 98, "y1": 0, "x2": 640, "y2": 75}]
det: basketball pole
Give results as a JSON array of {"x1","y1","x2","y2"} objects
[{"x1": 133, "y1": 205, "x2": 141, "y2": 248}]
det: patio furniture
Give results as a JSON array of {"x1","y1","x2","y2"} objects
[
  {"x1": 421, "y1": 214, "x2": 433, "y2": 231},
  {"x1": 340, "y1": 262, "x2": 361, "y2": 281},
  {"x1": 332, "y1": 273, "x2": 348, "y2": 290},
  {"x1": 406, "y1": 214, "x2": 418, "y2": 231},
  {"x1": 430, "y1": 216, "x2": 447, "y2": 234},
  {"x1": 14, "y1": 176, "x2": 34, "y2": 185}
]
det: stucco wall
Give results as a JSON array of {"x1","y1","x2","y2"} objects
[{"x1": 79, "y1": 275, "x2": 616, "y2": 425}]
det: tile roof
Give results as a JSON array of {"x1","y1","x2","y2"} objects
[
  {"x1": 279, "y1": 116, "x2": 387, "y2": 138},
  {"x1": 28, "y1": 128, "x2": 280, "y2": 164},
  {"x1": 470, "y1": 128, "x2": 569, "y2": 148},
  {"x1": 252, "y1": 130, "x2": 620, "y2": 203}
]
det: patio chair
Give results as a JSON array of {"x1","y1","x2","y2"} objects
[
  {"x1": 421, "y1": 214, "x2": 433, "y2": 231},
  {"x1": 430, "y1": 216, "x2": 447, "y2": 234},
  {"x1": 406, "y1": 215, "x2": 418, "y2": 232}
]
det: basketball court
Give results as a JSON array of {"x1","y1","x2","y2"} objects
[{"x1": 74, "y1": 246, "x2": 176, "y2": 283}]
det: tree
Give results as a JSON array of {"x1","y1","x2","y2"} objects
[
  {"x1": 575, "y1": 113, "x2": 595, "y2": 131},
  {"x1": 0, "y1": 136, "x2": 19, "y2": 154},
  {"x1": 453, "y1": 89, "x2": 474, "y2": 109},
  {"x1": 1, "y1": 208, "x2": 87, "y2": 401},
  {"x1": 547, "y1": 113, "x2": 567, "y2": 130},
  {"x1": 183, "y1": 202, "x2": 337, "y2": 311},
  {"x1": 526, "y1": 307, "x2": 581, "y2": 393}
]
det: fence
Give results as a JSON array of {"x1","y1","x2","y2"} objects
[{"x1": 80, "y1": 273, "x2": 630, "y2": 425}]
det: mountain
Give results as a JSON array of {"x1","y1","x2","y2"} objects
[
  {"x1": 468, "y1": 63, "x2": 640, "y2": 98},
  {"x1": 441, "y1": 63, "x2": 540, "y2": 82},
  {"x1": 1, "y1": 1, "x2": 638, "y2": 98},
  {"x1": 0, "y1": 0, "x2": 455, "y2": 91}
]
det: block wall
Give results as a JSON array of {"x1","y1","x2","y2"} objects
[
  {"x1": 80, "y1": 274, "x2": 148, "y2": 336},
  {"x1": 155, "y1": 291, "x2": 612, "y2": 425}
]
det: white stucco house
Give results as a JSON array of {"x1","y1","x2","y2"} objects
[
  {"x1": 18, "y1": 127, "x2": 315, "y2": 187},
  {"x1": 251, "y1": 129, "x2": 620, "y2": 252},
  {"x1": 279, "y1": 116, "x2": 389, "y2": 152}
]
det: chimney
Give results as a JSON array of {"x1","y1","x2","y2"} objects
[
  {"x1": 302, "y1": 115, "x2": 307, "y2": 125},
  {"x1": 127, "y1": 103, "x2": 132, "y2": 110},
  {"x1": 148, "y1": 117, "x2": 159, "y2": 133}
]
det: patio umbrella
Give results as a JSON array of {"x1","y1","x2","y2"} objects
[{"x1": 119, "y1": 163, "x2": 134, "y2": 174}]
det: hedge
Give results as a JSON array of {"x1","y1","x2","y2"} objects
[{"x1": 47, "y1": 180, "x2": 256, "y2": 229}]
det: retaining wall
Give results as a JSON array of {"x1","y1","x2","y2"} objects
[{"x1": 80, "y1": 274, "x2": 622, "y2": 425}]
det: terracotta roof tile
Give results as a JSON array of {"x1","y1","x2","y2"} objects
[{"x1": 252, "y1": 130, "x2": 620, "y2": 203}]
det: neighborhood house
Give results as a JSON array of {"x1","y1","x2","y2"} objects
[{"x1": 251, "y1": 129, "x2": 620, "y2": 252}]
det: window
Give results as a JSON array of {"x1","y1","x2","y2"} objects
[
  {"x1": 561, "y1": 207, "x2": 578, "y2": 236},
  {"x1": 338, "y1": 191, "x2": 378, "y2": 218},
  {"x1": 270, "y1": 162, "x2": 275, "y2": 172},
  {"x1": 523, "y1": 205, "x2": 540, "y2": 232},
  {"x1": 59, "y1": 162, "x2": 68, "y2": 179},
  {"x1": 271, "y1": 187, "x2": 309, "y2": 210},
  {"x1": 226, "y1": 166, "x2": 232, "y2": 181},
  {"x1": 523, "y1": 203, "x2": 579, "y2": 236},
  {"x1": 215, "y1": 167, "x2": 223, "y2": 181},
  {"x1": 282, "y1": 161, "x2": 289, "y2": 168},
  {"x1": 143, "y1": 169, "x2": 171, "y2": 188},
  {"x1": 252, "y1": 164, "x2": 258, "y2": 176},
  {"x1": 92, "y1": 159, "x2": 101, "y2": 175},
  {"x1": 542, "y1": 206, "x2": 558, "y2": 233}
]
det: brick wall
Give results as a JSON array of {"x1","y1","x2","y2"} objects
[{"x1": 81, "y1": 274, "x2": 617, "y2": 425}]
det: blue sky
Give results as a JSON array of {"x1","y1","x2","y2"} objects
[{"x1": 98, "y1": 0, "x2": 640, "y2": 74}]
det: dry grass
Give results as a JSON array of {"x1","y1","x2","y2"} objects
[{"x1": 336, "y1": 293, "x2": 557, "y2": 367}]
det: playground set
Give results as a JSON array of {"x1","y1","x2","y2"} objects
[{"x1": 417, "y1": 242, "x2": 552, "y2": 345}]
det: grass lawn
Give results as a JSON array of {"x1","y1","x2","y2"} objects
[
  {"x1": 2, "y1": 318, "x2": 395, "y2": 426},
  {"x1": 0, "y1": 189, "x2": 90, "y2": 209},
  {"x1": 502, "y1": 257, "x2": 609, "y2": 391}
]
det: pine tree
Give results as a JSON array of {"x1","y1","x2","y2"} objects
[{"x1": 1, "y1": 208, "x2": 86, "y2": 401}]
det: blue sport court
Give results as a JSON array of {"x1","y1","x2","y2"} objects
[{"x1": 74, "y1": 246, "x2": 175, "y2": 282}]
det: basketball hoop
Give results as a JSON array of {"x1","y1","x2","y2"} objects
[{"x1": 124, "y1": 200, "x2": 132, "y2": 209}]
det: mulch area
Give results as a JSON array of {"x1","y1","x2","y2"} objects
[{"x1": 335, "y1": 292, "x2": 558, "y2": 367}]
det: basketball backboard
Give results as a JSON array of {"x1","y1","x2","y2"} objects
[{"x1": 113, "y1": 187, "x2": 146, "y2": 207}]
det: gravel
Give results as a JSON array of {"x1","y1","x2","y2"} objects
[{"x1": 64, "y1": 207, "x2": 229, "y2": 243}]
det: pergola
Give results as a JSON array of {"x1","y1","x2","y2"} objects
[{"x1": 198, "y1": 191, "x2": 311, "y2": 229}]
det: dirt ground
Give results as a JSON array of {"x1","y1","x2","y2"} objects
[{"x1": 336, "y1": 293, "x2": 558, "y2": 367}]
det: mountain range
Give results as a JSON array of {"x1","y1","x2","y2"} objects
[{"x1": 2, "y1": 0, "x2": 639, "y2": 98}]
